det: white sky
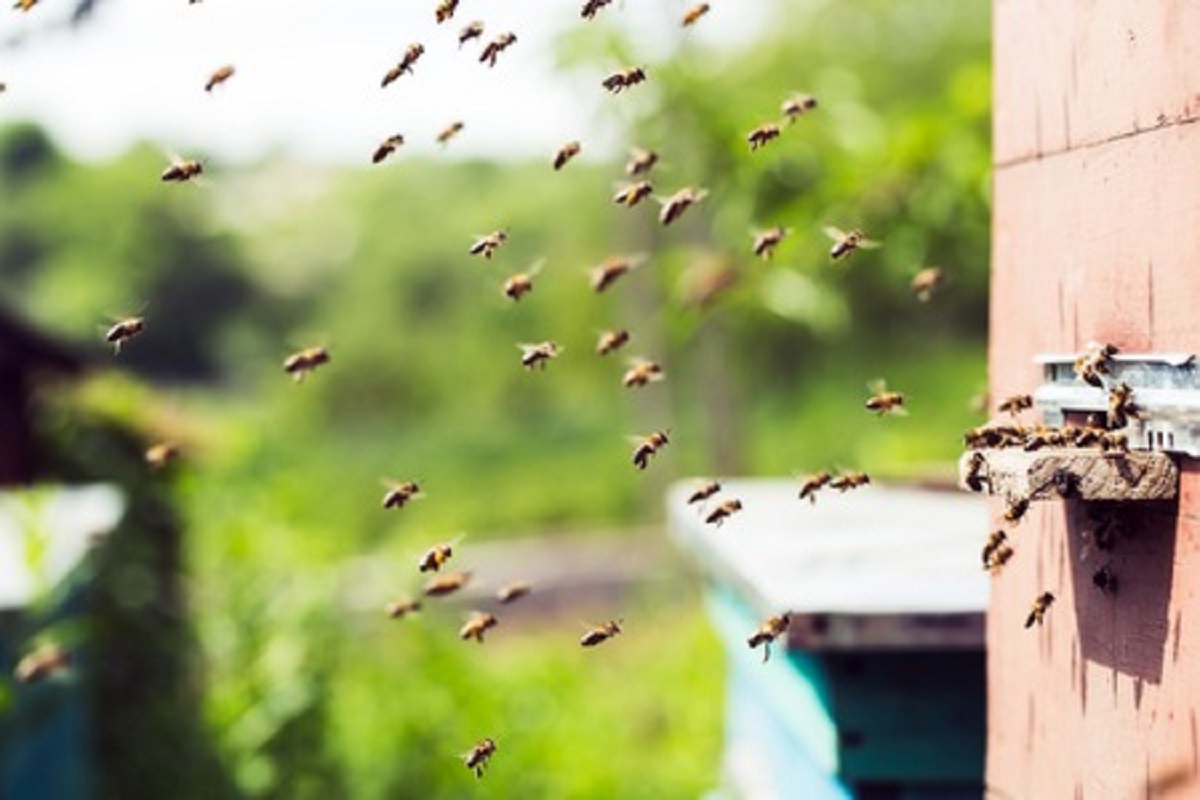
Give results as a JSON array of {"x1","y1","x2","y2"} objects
[{"x1": 0, "y1": 0, "x2": 772, "y2": 165}]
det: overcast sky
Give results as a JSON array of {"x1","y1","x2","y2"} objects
[{"x1": 0, "y1": 0, "x2": 771, "y2": 165}]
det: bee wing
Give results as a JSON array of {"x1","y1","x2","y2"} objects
[
  {"x1": 866, "y1": 378, "x2": 889, "y2": 395},
  {"x1": 525, "y1": 257, "x2": 547, "y2": 277},
  {"x1": 822, "y1": 225, "x2": 847, "y2": 242},
  {"x1": 858, "y1": 237, "x2": 882, "y2": 249}
]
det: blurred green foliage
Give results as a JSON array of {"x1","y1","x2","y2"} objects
[{"x1": 2, "y1": 0, "x2": 990, "y2": 796}]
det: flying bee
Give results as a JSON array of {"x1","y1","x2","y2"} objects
[
  {"x1": 437, "y1": 121, "x2": 464, "y2": 146},
  {"x1": 580, "y1": 0, "x2": 614, "y2": 20},
  {"x1": 602, "y1": 67, "x2": 647, "y2": 94},
  {"x1": 782, "y1": 93, "x2": 818, "y2": 122},
  {"x1": 1092, "y1": 563, "x2": 1117, "y2": 596},
  {"x1": 865, "y1": 381, "x2": 906, "y2": 415},
  {"x1": 418, "y1": 540, "x2": 457, "y2": 573},
  {"x1": 105, "y1": 316, "x2": 145, "y2": 354},
  {"x1": 1004, "y1": 497, "x2": 1030, "y2": 523},
  {"x1": 1107, "y1": 382, "x2": 1137, "y2": 430},
  {"x1": 596, "y1": 328, "x2": 631, "y2": 356},
  {"x1": 981, "y1": 529, "x2": 1014, "y2": 574},
  {"x1": 797, "y1": 470, "x2": 832, "y2": 504},
  {"x1": 747, "y1": 123, "x2": 781, "y2": 151},
  {"x1": 910, "y1": 267, "x2": 945, "y2": 302},
  {"x1": 479, "y1": 32, "x2": 517, "y2": 68},
  {"x1": 458, "y1": 21, "x2": 485, "y2": 48},
  {"x1": 824, "y1": 226, "x2": 880, "y2": 261},
  {"x1": 496, "y1": 581, "x2": 532, "y2": 604},
  {"x1": 144, "y1": 442, "x2": 180, "y2": 471},
  {"x1": 381, "y1": 479, "x2": 421, "y2": 509},
  {"x1": 469, "y1": 229, "x2": 508, "y2": 259},
  {"x1": 686, "y1": 480, "x2": 721, "y2": 506},
  {"x1": 14, "y1": 643, "x2": 69, "y2": 684},
  {"x1": 659, "y1": 187, "x2": 708, "y2": 226},
  {"x1": 283, "y1": 346, "x2": 330, "y2": 381},
  {"x1": 13, "y1": 0, "x2": 38, "y2": 12},
  {"x1": 631, "y1": 430, "x2": 670, "y2": 470},
  {"x1": 518, "y1": 341, "x2": 561, "y2": 370},
  {"x1": 752, "y1": 227, "x2": 788, "y2": 259},
  {"x1": 372, "y1": 134, "x2": 405, "y2": 164},
  {"x1": 580, "y1": 619, "x2": 622, "y2": 647},
  {"x1": 435, "y1": 0, "x2": 458, "y2": 23},
  {"x1": 747, "y1": 613, "x2": 790, "y2": 663},
  {"x1": 626, "y1": 147, "x2": 659, "y2": 176},
  {"x1": 463, "y1": 738, "x2": 497, "y2": 779},
  {"x1": 829, "y1": 471, "x2": 870, "y2": 492},
  {"x1": 161, "y1": 158, "x2": 203, "y2": 183},
  {"x1": 385, "y1": 598, "x2": 421, "y2": 619},
  {"x1": 997, "y1": 393, "x2": 1033, "y2": 415},
  {"x1": 503, "y1": 260, "x2": 544, "y2": 302},
  {"x1": 622, "y1": 358, "x2": 664, "y2": 388},
  {"x1": 204, "y1": 64, "x2": 235, "y2": 93},
  {"x1": 1073, "y1": 342, "x2": 1119, "y2": 388},
  {"x1": 590, "y1": 255, "x2": 640, "y2": 292},
  {"x1": 424, "y1": 570, "x2": 471, "y2": 598},
  {"x1": 963, "y1": 451, "x2": 988, "y2": 492},
  {"x1": 459, "y1": 611, "x2": 498, "y2": 643},
  {"x1": 1024, "y1": 591, "x2": 1055, "y2": 628},
  {"x1": 705, "y1": 498, "x2": 743, "y2": 527},
  {"x1": 681, "y1": 2, "x2": 710, "y2": 26},
  {"x1": 613, "y1": 180, "x2": 654, "y2": 207},
  {"x1": 553, "y1": 140, "x2": 581, "y2": 171},
  {"x1": 382, "y1": 43, "x2": 425, "y2": 87}
]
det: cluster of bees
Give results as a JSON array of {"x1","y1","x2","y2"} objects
[{"x1": 963, "y1": 342, "x2": 1137, "y2": 629}]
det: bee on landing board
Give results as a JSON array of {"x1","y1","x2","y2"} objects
[
  {"x1": 782, "y1": 93, "x2": 818, "y2": 122},
  {"x1": 681, "y1": 2, "x2": 710, "y2": 26},
  {"x1": 463, "y1": 738, "x2": 497, "y2": 778},
  {"x1": 580, "y1": 0, "x2": 614, "y2": 20},
  {"x1": 479, "y1": 33, "x2": 517, "y2": 68},
  {"x1": 613, "y1": 181, "x2": 654, "y2": 207},
  {"x1": 435, "y1": 0, "x2": 458, "y2": 23},
  {"x1": 580, "y1": 620, "x2": 622, "y2": 647},
  {"x1": 161, "y1": 158, "x2": 203, "y2": 183},
  {"x1": 496, "y1": 581, "x2": 532, "y2": 605},
  {"x1": 686, "y1": 480, "x2": 722, "y2": 506},
  {"x1": 631, "y1": 430, "x2": 669, "y2": 470},
  {"x1": 705, "y1": 498, "x2": 743, "y2": 527},
  {"x1": 518, "y1": 341, "x2": 561, "y2": 370},
  {"x1": 626, "y1": 148, "x2": 658, "y2": 176},
  {"x1": 145, "y1": 442, "x2": 180, "y2": 471},
  {"x1": 204, "y1": 65, "x2": 235, "y2": 93},
  {"x1": 622, "y1": 358, "x2": 664, "y2": 388},
  {"x1": 382, "y1": 43, "x2": 425, "y2": 87},
  {"x1": 797, "y1": 471, "x2": 832, "y2": 504},
  {"x1": 752, "y1": 227, "x2": 788, "y2": 259},
  {"x1": 437, "y1": 121, "x2": 464, "y2": 146},
  {"x1": 459, "y1": 611, "x2": 498, "y2": 643},
  {"x1": 14, "y1": 643, "x2": 69, "y2": 684},
  {"x1": 469, "y1": 230, "x2": 508, "y2": 259},
  {"x1": 283, "y1": 346, "x2": 330, "y2": 381},
  {"x1": 553, "y1": 141, "x2": 581, "y2": 171},
  {"x1": 659, "y1": 187, "x2": 707, "y2": 226},
  {"x1": 105, "y1": 316, "x2": 145, "y2": 354},
  {"x1": 424, "y1": 570, "x2": 471, "y2": 598},
  {"x1": 1024, "y1": 591, "x2": 1055, "y2": 628},
  {"x1": 602, "y1": 67, "x2": 647, "y2": 94},
  {"x1": 458, "y1": 21, "x2": 485, "y2": 48},
  {"x1": 747, "y1": 123, "x2": 781, "y2": 151},
  {"x1": 824, "y1": 226, "x2": 880, "y2": 261},
  {"x1": 910, "y1": 267, "x2": 945, "y2": 302},
  {"x1": 829, "y1": 471, "x2": 870, "y2": 492},
  {"x1": 596, "y1": 329, "x2": 631, "y2": 356},
  {"x1": 747, "y1": 613, "x2": 790, "y2": 663},
  {"x1": 385, "y1": 598, "x2": 421, "y2": 619},
  {"x1": 372, "y1": 134, "x2": 405, "y2": 164}
]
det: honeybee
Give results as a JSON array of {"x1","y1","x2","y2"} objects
[
  {"x1": 752, "y1": 227, "x2": 788, "y2": 259},
  {"x1": 161, "y1": 158, "x2": 203, "y2": 182},
  {"x1": 910, "y1": 267, "x2": 945, "y2": 302},
  {"x1": 631, "y1": 430, "x2": 669, "y2": 470},
  {"x1": 1048, "y1": 467, "x2": 1078, "y2": 498},
  {"x1": 681, "y1": 2, "x2": 710, "y2": 26},
  {"x1": 1092, "y1": 563, "x2": 1117, "y2": 595},
  {"x1": 601, "y1": 67, "x2": 647, "y2": 94},
  {"x1": 626, "y1": 148, "x2": 658, "y2": 176},
  {"x1": 1107, "y1": 382, "x2": 1137, "y2": 429},
  {"x1": 580, "y1": 0, "x2": 614, "y2": 20},
  {"x1": 981, "y1": 529, "x2": 1013, "y2": 574},
  {"x1": 686, "y1": 480, "x2": 721, "y2": 505},
  {"x1": 496, "y1": 581, "x2": 532, "y2": 604},
  {"x1": 435, "y1": 0, "x2": 458, "y2": 23},
  {"x1": 1021, "y1": 425, "x2": 1064, "y2": 452},
  {"x1": 553, "y1": 140, "x2": 581, "y2": 171},
  {"x1": 1004, "y1": 497, "x2": 1030, "y2": 523},
  {"x1": 782, "y1": 93, "x2": 818, "y2": 122},
  {"x1": 437, "y1": 120, "x2": 464, "y2": 146},
  {"x1": 381, "y1": 480, "x2": 421, "y2": 509},
  {"x1": 747, "y1": 123, "x2": 781, "y2": 151},
  {"x1": 145, "y1": 442, "x2": 180, "y2": 471},
  {"x1": 580, "y1": 619, "x2": 622, "y2": 647},
  {"x1": 503, "y1": 260, "x2": 544, "y2": 302},
  {"x1": 518, "y1": 341, "x2": 561, "y2": 370},
  {"x1": 659, "y1": 187, "x2": 708, "y2": 226},
  {"x1": 385, "y1": 598, "x2": 422, "y2": 618},
  {"x1": 283, "y1": 346, "x2": 330, "y2": 381},
  {"x1": 424, "y1": 570, "x2": 471, "y2": 597},
  {"x1": 613, "y1": 180, "x2": 654, "y2": 207},
  {"x1": 747, "y1": 613, "x2": 790, "y2": 663},
  {"x1": 105, "y1": 316, "x2": 145, "y2": 354},
  {"x1": 1024, "y1": 591, "x2": 1055, "y2": 628},
  {"x1": 469, "y1": 230, "x2": 508, "y2": 259},
  {"x1": 963, "y1": 451, "x2": 988, "y2": 492},
  {"x1": 988, "y1": 544, "x2": 1014, "y2": 574},
  {"x1": 14, "y1": 643, "x2": 69, "y2": 684},
  {"x1": 1099, "y1": 430, "x2": 1129, "y2": 456},
  {"x1": 622, "y1": 359, "x2": 664, "y2": 388},
  {"x1": 824, "y1": 226, "x2": 880, "y2": 260},
  {"x1": 963, "y1": 424, "x2": 1024, "y2": 450},
  {"x1": 591, "y1": 255, "x2": 639, "y2": 292},
  {"x1": 865, "y1": 382, "x2": 905, "y2": 415},
  {"x1": 418, "y1": 541, "x2": 456, "y2": 573},
  {"x1": 458, "y1": 21, "x2": 485, "y2": 48},
  {"x1": 479, "y1": 32, "x2": 517, "y2": 68},
  {"x1": 463, "y1": 738, "x2": 497, "y2": 779},
  {"x1": 797, "y1": 471, "x2": 832, "y2": 504},
  {"x1": 705, "y1": 498, "x2": 743, "y2": 527},
  {"x1": 1073, "y1": 342, "x2": 1118, "y2": 388},
  {"x1": 382, "y1": 43, "x2": 425, "y2": 87},
  {"x1": 829, "y1": 471, "x2": 870, "y2": 492},
  {"x1": 997, "y1": 393, "x2": 1033, "y2": 415},
  {"x1": 13, "y1": 0, "x2": 38, "y2": 12},
  {"x1": 204, "y1": 64, "x2": 235, "y2": 92},
  {"x1": 372, "y1": 134, "x2": 405, "y2": 164},
  {"x1": 459, "y1": 611, "x2": 499, "y2": 643},
  {"x1": 596, "y1": 329, "x2": 631, "y2": 356}
]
